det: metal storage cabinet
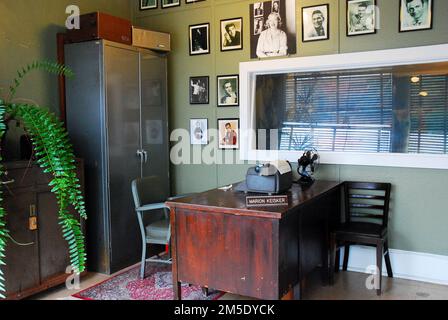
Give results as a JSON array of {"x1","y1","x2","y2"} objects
[{"x1": 65, "y1": 40, "x2": 170, "y2": 274}]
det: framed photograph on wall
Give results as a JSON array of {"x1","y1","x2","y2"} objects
[
  {"x1": 190, "y1": 118, "x2": 208, "y2": 145},
  {"x1": 399, "y1": 0, "x2": 433, "y2": 32},
  {"x1": 220, "y1": 18, "x2": 243, "y2": 51},
  {"x1": 253, "y1": 2, "x2": 264, "y2": 17},
  {"x1": 302, "y1": 4, "x2": 330, "y2": 42},
  {"x1": 217, "y1": 75, "x2": 239, "y2": 107},
  {"x1": 162, "y1": 0, "x2": 180, "y2": 9},
  {"x1": 140, "y1": 0, "x2": 158, "y2": 10},
  {"x1": 347, "y1": 0, "x2": 377, "y2": 36},
  {"x1": 190, "y1": 76, "x2": 209, "y2": 104},
  {"x1": 189, "y1": 23, "x2": 210, "y2": 55},
  {"x1": 218, "y1": 118, "x2": 239, "y2": 149},
  {"x1": 186, "y1": 0, "x2": 206, "y2": 3},
  {"x1": 249, "y1": 0, "x2": 297, "y2": 59}
]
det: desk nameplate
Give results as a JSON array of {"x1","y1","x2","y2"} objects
[{"x1": 246, "y1": 195, "x2": 289, "y2": 207}]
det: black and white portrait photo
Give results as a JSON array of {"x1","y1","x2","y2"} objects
[
  {"x1": 302, "y1": 4, "x2": 329, "y2": 42},
  {"x1": 221, "y1": 18, "x2": 243, "y2": 51},
  {"x1": 190, "y1": 76, "x2": 209, "y2": 104},
  {"x1": 140, "y1": 0, "x2": 157, "y2": 10},
  {"x1": 250, "y1": 0, "x2": 296, "y2": 59},
  {"x1": 217, "y1": 75, "x2": 239, "y2": 107},
  {"x1": 400, "y1": 0, "x2": 433, "y2": 32},
  {"x1": 254, "y1": 2, "x2": 264, "y2": 17},
  {"x1": 190, "y1": 119, "x2": 208, "y2": 145},
  {"x1": 347, "y1": 0, "x2": 376, "y2": 36},
  {"x1": 254, "y1": 17, "x2": 265, "y2": 35},
  {"x1": 189, "y1": 23, "x2": 210, "y2": 55},
  {"x1": 272, "y1": 0, "x2": 280, "y2": 13}
]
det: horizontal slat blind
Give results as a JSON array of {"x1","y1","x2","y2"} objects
[
  {"x1": 409, "y1": 75, "x2": 448, "y2": 154},
  {"x1": 281, "y1": 73, "x2": 393, "y2": 153},
  {"x1": 278, "y1": 72, "x2": 448, "y2": 155}
]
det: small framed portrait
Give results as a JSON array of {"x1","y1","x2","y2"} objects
[
  {"x1": 140, "y1": 0, "x2": 158, "y2": 10},
  {"x1": 302, "y1": 4, "x2": 330, "y2": 42},
  {"x1": 162, "y1": 0, "x2": 180, "y2": 9},
  {"x1": 189, "y1": 23, "x2": 210, "y2": 55},
  {"x1": 217, "y1": 75, "x2": 239, "y2": 107},
  {"x1": 253, "y1": 2, "x2": 264, "y2": 17},
  {"x1": 186, "y1": 0, "x2": 205, "y2": 3},
  {"x1": 347, "y1": 0, "x2": 377, "y2": 36},
  {"x1": 271, "y1": 0, "x2": 280, "y2": 14},
  {"x1": 399, "y1": 0, "x2": 433, "y2": 32},
  {"x1": 221, "y1": 18, "x2": 243, "y2": 52},
  {"x1": 218, "y1": 118, "x2": 239, "y2": 150},
  {"x1": 190, "y1": 118, "x2": 208, "y2": 145},
  {"x1": 190, "y1": 76, "x2": 209, "y2": 104},
  {"x1": 254, "y1": 17, "x2": 265, "y2": 35}
]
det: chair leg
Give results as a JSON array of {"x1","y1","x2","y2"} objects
[
  {"x1": 384, "y1": 241, "x2": 393, "y2": 278},
  {"x1": 329, "y1": 233, "x2": 336, "y2": 285},
  {"x1": 376, "y1": 242, "x2": 384, "y2": 296},
  {"x1": 343, "y1": 245, "x2": 350, "y2": 271},
  {"x1": 335, "y1": 249, "x2": 340, "y2": 273},
  {"x1": 140, "y1": 243, "x2": 147, "y2": 279}
]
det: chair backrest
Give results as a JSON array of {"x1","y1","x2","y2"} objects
[
  {"x1": 344, "y1": 181, "x2": 391, "y2": 228},
  {"x1": 131, "y1": 176, "x2": 168, "y2": 209}
]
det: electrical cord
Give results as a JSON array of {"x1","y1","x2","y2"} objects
[{"x1": 7, "y1": 234, "x2": 35, "y2": 246}]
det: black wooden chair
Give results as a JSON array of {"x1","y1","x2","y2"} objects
[{"x1": 329, "y1": 181, "x2": 393, "y2": 295}]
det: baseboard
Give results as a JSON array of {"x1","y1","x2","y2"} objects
[{"x1": 339, "y1": 246, "x2": 448, "y2": 286}]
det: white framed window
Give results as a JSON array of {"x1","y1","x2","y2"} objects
[{"x1": 239, "y1": 44, "x2": 448, "y2": 169}]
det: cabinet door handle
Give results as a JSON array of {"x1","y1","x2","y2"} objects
[
  {"x1": 143, "y1": 150, "x2": 149, "y2": 164},
  {"x1": 1, "y1": 179, "x2": 15, "y2": 185},
  {"x1": 136, "y1": 149, "x2": 144, "y2": 163}
]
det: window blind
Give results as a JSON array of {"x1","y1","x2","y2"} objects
[
  {"x1": 409, "y1": 75, "x2": 448, "y2": 154},
  {"x1": 281, "y1": 73, "x2": 393, "y2": 153}
]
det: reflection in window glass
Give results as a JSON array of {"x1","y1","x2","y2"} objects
[{"x1": 255, "y1": 63, "x2": 448, "y2": 154}]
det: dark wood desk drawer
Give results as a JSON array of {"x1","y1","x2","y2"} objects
[{"x1": 175, "y1": 209, "x2": 279, "y2": 300}]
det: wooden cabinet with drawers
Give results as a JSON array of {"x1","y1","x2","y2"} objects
[{"x1": 1, "y1": 160, "x2": 85, "y2": 300}]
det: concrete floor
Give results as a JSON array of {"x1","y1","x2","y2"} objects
[{"x1": 32, "y1": 267, "x2": 448, "y2": 300}]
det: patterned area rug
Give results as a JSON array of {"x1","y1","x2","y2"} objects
[{"x1": 73, "y1": 263, "x2": 224, "y2": 300}]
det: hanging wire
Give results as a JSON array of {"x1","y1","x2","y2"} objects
[{"x1": 7, "y1": 234, "x2": 34, "y2": 246}]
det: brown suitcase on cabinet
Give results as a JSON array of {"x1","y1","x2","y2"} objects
[
  {"x1": 132, "y1": 27, "x2": 171, "y2": 52},
  {"x1": 66, "y1": 12, "x2": 132, "y2": 45}
]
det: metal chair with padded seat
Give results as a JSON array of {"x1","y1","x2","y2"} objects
[
  {"x1": 329, "y1": 181, "x2": 393, "y2": 296},
  {"x1": 131, "y1": 176, "x2": 189, "y2": 279}
]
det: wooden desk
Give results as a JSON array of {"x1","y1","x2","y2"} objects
[{"x1": 166, "y1": 180, "x2": 342, "y2": 300}]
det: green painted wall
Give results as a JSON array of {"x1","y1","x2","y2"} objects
[
  {"x1": 0, "y1": 0, "x2": 131, "y2": 158},
  {"x1": 133, "y1": 0, "x2": 448, "y2": 256},
  {"x1": 0, "y1": 0, "x2": 131, "y2": 114}
]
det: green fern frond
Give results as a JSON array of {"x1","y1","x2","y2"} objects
[
  {"x1": 16, "y1": 105, "x2": 87, "y2": 219},
  {"x1": 0, "y1": 102, "x2": 9, "y2": 299},
  {"x1": 11, "y1": 104, "x2": 87, "y2": 276},
  {"x1": 0, "y1": 62, "x2": 85, "y2": 298},
  {"x1": 8, "y1": 61, "x2": 74, "y2": 101}
]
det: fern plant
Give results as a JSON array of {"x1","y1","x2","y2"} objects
[{"x1": 0, "y1": 61, "x2": 87, "y2": 299}]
